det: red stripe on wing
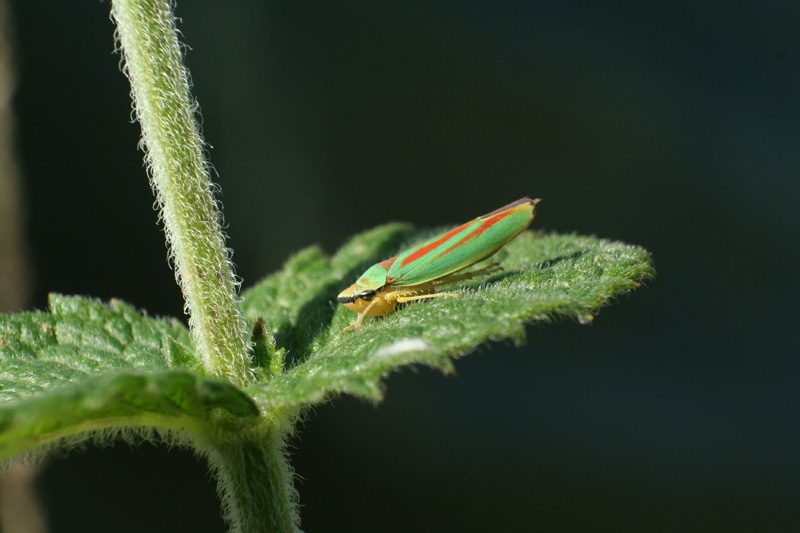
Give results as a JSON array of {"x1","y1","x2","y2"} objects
[
  {"x1": 398, "y1": 222, "x2": 472, "y2": 269},
  {"x1": 435, "y1": 208, "x2": 515, "y2": 259}
]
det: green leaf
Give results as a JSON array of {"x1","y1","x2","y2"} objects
[
  {"x1": 242, "y1": 227, "x2": 654, "y2": 412},
  {"x1": 0, "y1": 294, "x2": 257, "y2": 462},
  {"x1": 0, "y1": 294, "x2": 199, "y2": 404},
  {"x1": 0, "y1": 369, "x2": 258, "y2": 462}
]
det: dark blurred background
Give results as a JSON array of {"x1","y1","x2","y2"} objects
[{"x1": 2, "y1": 1, "x2": 798, "y2": 531}]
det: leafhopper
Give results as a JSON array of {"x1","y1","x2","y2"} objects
[{"x1": 337, "y1": 197, "x2": 540, "y2": 332}]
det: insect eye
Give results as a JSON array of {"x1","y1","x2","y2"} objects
[{"x1": 356, "y1": 288, "x2": 380, "y2": 302}]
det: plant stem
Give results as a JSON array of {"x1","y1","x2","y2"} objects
[
  {"x1": 205, "y1": 422, "x2": 301, "y2": 533},
  {"x1": 109, "y1": 3, "x2": 299, "y2": 530},
  {"x1": 110, "y1": 0, "x2": 252, "y2": 387}
]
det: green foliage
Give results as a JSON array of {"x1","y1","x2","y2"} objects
[
  {"x1": 0, "y1": 225, "x2": 653, "y2": 465},
  {"x1": 0, "y1": 294, "x2": 256, "y2": 462},
  {"x1": 242, "y1": 226, "x2": 655, "y2": 412},
  {"x1": 0, "y1": 225, "x2": 653, "y2": 530},
  {"x1": 0, "y1": 370, "x2": 258, "y2": 462},
  {"x1": 0, "y1": 294, "x2": 195, "y2": 404}
]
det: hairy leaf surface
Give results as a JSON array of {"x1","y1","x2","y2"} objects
[
  {"x1": 242, "y1": 226, "x2": 655, "y2": 411},
  {"x1": 0, "y1": 295, "x2": 257, "y2": 462},
  {"x1": 0, "y1": 294, "x2": 197, "y2": 404}
]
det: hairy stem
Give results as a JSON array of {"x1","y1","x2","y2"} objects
[
  {"x1": 205, "y1": 422, "x2": 301, "y2": 533},
  {"x1": 110, "y1": 0, "x2": 252, "y2": 387}
]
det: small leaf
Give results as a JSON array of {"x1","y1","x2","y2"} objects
[
  {"x1": 251, "y1": 316, "x2": 284, "y2": 380},
  {"x1": 243, "y1": 227, "x2": 654, "y2": 412},
  {"x1": 164, "y1": 336, "x2": 197, "y2": 369},
  {"x1": 0, "y1": 370, "x2": 258, "y2": 462}
]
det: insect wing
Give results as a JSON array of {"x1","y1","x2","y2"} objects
[{"x1": 387, "y1": 197, "x2": 538, "y2": 287}]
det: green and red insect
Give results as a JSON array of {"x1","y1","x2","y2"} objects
[{"x1": 338, "y1": 196, "x2": 540, "y2": 332}]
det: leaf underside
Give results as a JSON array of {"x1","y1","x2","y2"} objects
[{"x1": 241, "y1": 225, "x2": 655, "y2": 412}]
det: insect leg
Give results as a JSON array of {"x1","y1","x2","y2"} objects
[
  {"x1": 395, "y1": 292, "x2": 460, "y2": 304},
  {"x1": 342, "y1": 297, "x2": 381, "y2": 333}
]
